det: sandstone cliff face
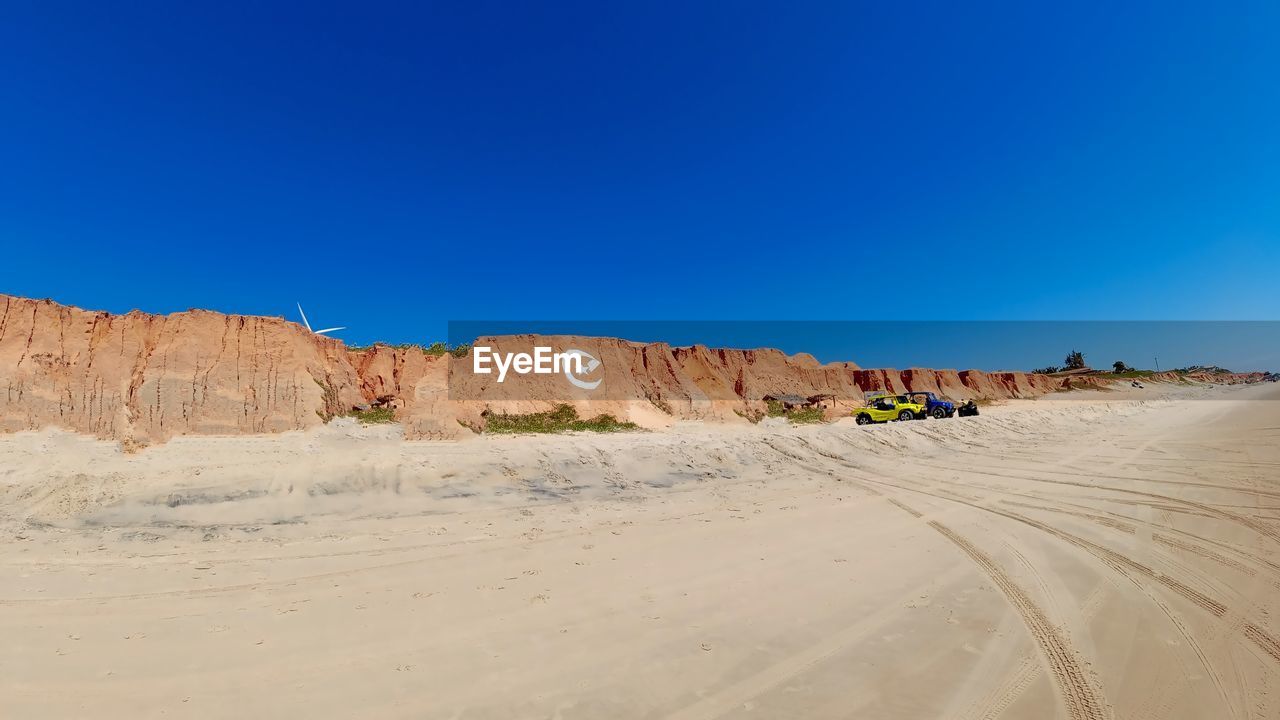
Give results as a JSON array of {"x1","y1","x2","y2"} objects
[
  {"x1": 0, "y1": 296, "x2": 362, "y2": 446},
  {"x1": 671, "y1": 345, "x2": 863, "y2": 402},
  {"x1": 0, "y1": 295, "x2": 1263, "y2": 444},
  {"x1": 358, "y1": 336, "x2": 867, "y2": 435}
]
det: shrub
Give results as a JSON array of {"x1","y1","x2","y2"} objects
[
  {"x1": 761, "y1": 399, "x2": 825, "y2": 424},
  {"x1": 484, "y1": 404, "x2": 639, "y2": 434},
  {"x1": 326, "y1": 406, "x2": 398, "y2": 424},
  {"x1": 350, "y1": 406, "x2": 396, "y2": 424},
  {"x1": 349, "y1": 341, "x2": 470, "y2": 357},
  {"x1": 786, "y1": 406, "x2": 825, "y2": 424},
  {"x1": 424, "y1": 342, "x2": 470, "y2": 357}
]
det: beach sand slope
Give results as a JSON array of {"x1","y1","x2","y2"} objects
[{"x1": 1, "y1": 383, "x2": 1277, "y2": 719}]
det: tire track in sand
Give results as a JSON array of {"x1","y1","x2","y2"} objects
[
  {"x1": 921, "y1": 516, "x2": 1110, "y2": 720},
  {"x1": 904, "y1": 456, "x2": 1280, "y2": 548},
  {"x1": 959, "y1": 575, "x2": 1113, "y2": 720},
  {"x1": 880, "y1": 474, "x2": 1280, "y2": 675},
  {"x1": 875, "y1": 476, "x2": 1244, "y2": 712},
  {"x1": 1152, "y1": 533, "x2": 1258, "y2": 579},
  {"x1": 980, "y1": 503, "x2": 1280, "y2": 666}
]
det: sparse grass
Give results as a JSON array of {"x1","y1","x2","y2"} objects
[
  {"x1": 349, "y1": 406, "x2": 396, "y2": 424},
  {"x1": 484, "y1": 404, "x2": 639, "y2": 434},
  {"x1": 313, "y1": 377, "x2": 340, "y2": 421},
  {"x1": 347, "y1": 341, "x2": 471, "y2": 358},
  {"x1": 786, "y1": 406, "x2": 825, "y2": 424},
  {"x1": 424, "y1": 342, "x2": 472, "y2": 358},
  {"x1": 1091, "y1": 370, "x2": 1159, "y2": 380},
  {"x1": 1174, "y1": 365, "x2": 1233, "y2": 375},
  {"x1": 762, "y1": 399, "x2": 825, "y2": 424},
  {"x1": 735, "y1": 408, "x2": 765, "y2": 424}
]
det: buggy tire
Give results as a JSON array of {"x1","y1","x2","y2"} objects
[
  {"x1": 897, "y1": 410, "x2": 914, "y2": 421},
  {"x1": 931, "y1": 406, "x2": 947, "y2": 419},
  {"x1": 855, "y1": 413, "x2": 873, "y2": 426}
]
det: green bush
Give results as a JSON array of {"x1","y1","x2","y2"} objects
[
  {"x1": 350, "y1": 406, "x2": 396, "y2": 424},
  {"x1": 423, "y1": 342, "x2": 471, "y2": 357},
  {"x1": 349, "y1": 341, "x2": 470, "y2": 357},
  {"x1": 786, "y1": 406, "x2": 825, "y2": 424},
  {"x1": 484, "y1": 404, "x2": 639, "y2": 434},
  {"x1": 762, "y1": 399, "x2": 825, "y2": 424}
]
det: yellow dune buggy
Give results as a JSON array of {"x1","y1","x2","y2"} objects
[{"x1": 852, "y1": 394, "x2": 926, "y2": 425}]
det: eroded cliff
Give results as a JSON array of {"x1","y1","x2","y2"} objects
[{"x1": 1, "y1": 295, "x2": 1262, "y2": 444}]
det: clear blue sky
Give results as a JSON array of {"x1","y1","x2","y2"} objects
[{"x1": 2, "y1": 3, "x2": 1277, "y2": 368}]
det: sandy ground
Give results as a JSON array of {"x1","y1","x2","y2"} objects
[{"x1": 1, "y1": 382, "x2": 1278, "y2": 719}]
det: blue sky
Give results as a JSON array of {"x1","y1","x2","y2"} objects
[
  {"x1": 451, "y1": 321, "x2": 1280, "y2": 373},
  {"x1": 2, "y1": 3, "x2": 1278, "y2": 368}
]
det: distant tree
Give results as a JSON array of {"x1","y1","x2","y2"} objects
[
  {"x1": 1032, "y1": 365, "x2": 1061, "y2": 375},
  {"x1": 1064, "y1": 350, "x2": 1086, "y2": 370},
  {"x1": 1113, "y1": 361, "x2": 1129, "y2": 373}
]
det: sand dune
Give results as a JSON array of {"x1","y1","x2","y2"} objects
[{"x1": 2, "y1": 381, "x2": 1277, "y2": 718}]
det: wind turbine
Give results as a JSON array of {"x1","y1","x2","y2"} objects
[{"x1": 296, "y1": 302, "x2": 346, "y2": 336}]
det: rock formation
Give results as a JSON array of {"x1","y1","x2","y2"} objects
[{"x1": 0, "y1": 294, "x2": 1263, "y2": 445}]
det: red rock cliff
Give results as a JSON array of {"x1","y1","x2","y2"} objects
[
  {"x1": 1, "y1": 295, "x2": 1262, "y2": 443},
  {"x1": 0, "y1": 295, "x2": 363, "y2": 446}
]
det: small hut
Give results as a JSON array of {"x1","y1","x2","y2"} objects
[{"x1": 807, "y1": 393, "x2": 837, "y2": 409}]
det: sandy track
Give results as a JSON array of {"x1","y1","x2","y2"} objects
[
  {"x1": 0, "y1": 383, "x2": 1277, "y2": 718},
  {"x1": 923, "y1": 518, "x2": 1109, "y2": 720}
]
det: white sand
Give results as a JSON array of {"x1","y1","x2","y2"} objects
[{"x1": 1, "y1": 382, "x2": 1278, "y2": 719}]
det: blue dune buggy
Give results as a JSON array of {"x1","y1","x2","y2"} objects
[{"x1": 902, "y1": 392, "x2": 956, "y2": 419}]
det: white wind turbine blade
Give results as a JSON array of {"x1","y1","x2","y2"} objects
[
  {"x1": 296, "y1": 302, "x2": 314, "y2": 332},
  {"x1": 314, "y1": 327, "x2": 346, "y2": 335}
]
